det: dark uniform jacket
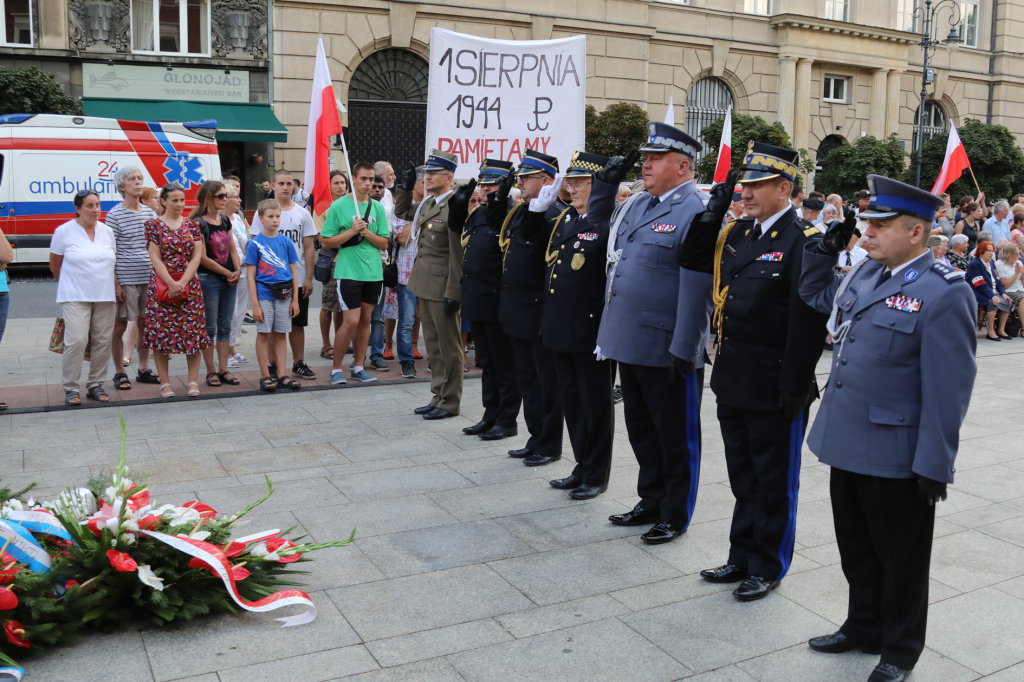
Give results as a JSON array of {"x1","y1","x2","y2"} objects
[
  {"x1": 460, "y1": 199, "x2": 512, "y2": 322},
  {"x1": 541, "y1": 180, "x2": 618, "y2": 354},
  {"x1": 710, "y1": 207, "x2": 828, "y2": 411}
]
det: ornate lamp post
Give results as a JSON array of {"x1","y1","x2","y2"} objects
[{"x1": 913, "y1": 0, "x2": 962, "y2": 188}]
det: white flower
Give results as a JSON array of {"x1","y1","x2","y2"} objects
[
  {"x1": 6, "y1": 499, "x2": 22, "y2": 512},
  {"x1": 248, "y1": 541, "x2": 269, "y2": 557},
  {"x1": 137, "y1": 565, "x2": 164, "y2": 591},
  {"x1": 120, "y1": 533, "x2": 136, "y2": 546},
  {"x1": 162, "y1": 506, "x2": 201, "y2": 527},
  {"x1": 105, "y1": 486, "x2": 119, "y2": 502},
  {"x1": 110, "y1": 537, "x2": 118, "y2": 548}
]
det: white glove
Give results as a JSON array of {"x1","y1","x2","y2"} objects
[
  {"x1": 593, "y1": 344, "x2": 607, "y2": 362},
  {"x1": 529, "y1": 175, "x2": 564, "y2": 213}
]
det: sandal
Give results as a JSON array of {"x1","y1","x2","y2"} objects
[
  {"x1": 218, "y1": 371, "x2": 240, "y2": 385},
  {"x1": 160, "y1": 383, "x2": 175, "y2": 399},
  {"x1": 0, "y1": 402, "x2": 7, "y2": 411},
  {"x1": 187, "y1": 382, "x2": 201, "y2": 397},
  {"x1": 86, "y1": 386, "x2": 109, "y2": 402},
  {"x1": 136, "y1": 368, "x2": 160, "y2": 384},
  {"x1": 320, "y1": 346, "x2": 334, "y2": 360},
  {"x1": 206, "y1": 372, "x2": 222, "y2": 387},
  {"x1": 64, "y1": 391, "x2": 81, "y2": 406},
  {"x1": 277, "y1": 376, "x2": 301, "y2": 390},
  {"x1": 259, "y1": 376, "x2": 277, "y2": 392},
  {"x1": 113, "y1": 373, "x2": 132, "y2": 390}
]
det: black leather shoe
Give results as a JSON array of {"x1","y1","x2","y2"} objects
[
  {"x1": 733, "y1": 575, "x2": 778, "y2": 602},
  {"x1": 523, "y1": 453, "x2": 561, "y2": 466},
  {"x1": 809, "y1": 631, "x2": 881, "y2": 655},
  {"x1": 641, "y1": 521, "x2": 682, "y2": 544},
  {"x1": 549, "y1": 475, "x2": 582, "y2": 490},
  {"x1": 479, "y1": 425, "x2": 518, "y2": 440},
  {"x1": 423, "y1": 407, "x2": 456, "y2": 420},
  {"x1": 462, "y1": 420, "x2": 494, "y2": 436},
  {"x1": 700, "y1": 564, "x2": 749, "y2": 583},
  {"x1": 414, "y1": 404, "x2": 436, "y2": 415},
  {"x1": 569, "y1": 484, "x2": 607, "y2": 500},
  {"x1": 608, "y1": 504, "x2": 659, "y2": 526},
  {"x1": 867, "y1": 662, "x2": 909, "y2": 682},
  {"x1": 508, "y1": 447, "x2": 534, "y2": 459}
]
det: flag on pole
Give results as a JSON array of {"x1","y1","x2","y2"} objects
[
  {"x1": 930, "y1": 123, "x2": 970, "y2": 195},
  {"x1": 664, "y1": 97, "x2": 674, "y2": 127},
  {"x1": 305, "y1": 39, "x2": 343, "y2": 216},
  {"x1": 712, "y1": 108, "x2": 732, "y2": 184}
]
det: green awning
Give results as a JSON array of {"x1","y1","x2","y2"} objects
[{"x1": 82, "y1": 98, "x2": 288, "y2": 142}]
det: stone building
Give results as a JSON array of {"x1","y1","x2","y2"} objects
[
  {"x1": 1, "y1": 0, "x2": 285, "y2": 206},
  {"x1": 271, "y1": 0, "x2": 1024, "y2": 187}
]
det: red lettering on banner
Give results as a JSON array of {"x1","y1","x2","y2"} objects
[
  {"x1": 439, "y1": 138, "x2": 453, "y2": 153},
  {"x1": 464, "y1": 138, "x2": 480, "y2": 163},
  {"x1": 507, "y1": 138, "x2": 521, "y2": 161},
  {"x1": 525, "y1": 137, "x2": 540, "y2": 151},
  {"x1": 451, "y1": 138, "x2": 464, "y2": 161},
  {"x1": 484, "y1": 139, "x2": 495, "y2": 159},
  {"x1": 498, "y1": 139, "x2": 506, "y2": 159},
  {"x1": 541, "y1": 137, "x2": 551, "y2": 153}
]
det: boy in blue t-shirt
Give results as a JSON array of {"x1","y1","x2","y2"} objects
[{"x1": 245, "y1": 200, "x2": 300, "y2": 391}]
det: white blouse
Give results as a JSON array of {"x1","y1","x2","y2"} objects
[{"x1": 49, "y1": 219, "x2": 117, "y2": 303}]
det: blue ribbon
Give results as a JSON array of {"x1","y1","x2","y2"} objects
[
  {"x1": 0, "y1": 520, "x2": 51, "y2": 574},
  {"x1": 0, "y1": 666, "x2": 24, "y2": 682}
]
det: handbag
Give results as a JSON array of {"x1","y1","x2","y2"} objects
[
  {"x1": 314, "y1": 247, "x2": 337, "y2": 283},
  {"x1": 382, "y1": 238, "x2": 399, "y2": 289},
  {"x1": 49, "y1": 317, "x2": 91, "y2": 359},
  {"x1": 155, "y1": 272, "x2": 190, "y2": 304}
]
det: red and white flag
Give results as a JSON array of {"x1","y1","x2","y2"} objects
[
  {"x1": 713, "y1": 108, "x2": 732, "y2": 184},
  {"x1": 304, "y1": 39, "x2": 343, "y2": 217},
  {"x1": 931, "y1": 123, "x2": 970, "y2": 195}
]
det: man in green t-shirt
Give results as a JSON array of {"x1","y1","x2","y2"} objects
[{"x1": 320, "y1": 161, "x2": 391, "y2": 384}]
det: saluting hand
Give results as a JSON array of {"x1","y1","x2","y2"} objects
[
  {"x1": 595, "y1": 147, "x2": 640, "y2": 186},
  {"x1": 451, "y1": 179, "x2": 477, "y2": 211},
  {"x1": 819, "y1": 206, "x2": 857, "y2": 255},
  {"x1": 400, "y1": 161, "x2": 418, "y2": 193},
  {"x1": 696, "y1": 168, "x2": 737, "y2": 228},
  {"x1": 495, "y1": 170, "x2": 516, "y2": 204},
  {"x1": 529, "y1": 176, "x2": 564, "y2": 213}
]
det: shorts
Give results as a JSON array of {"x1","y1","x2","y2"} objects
[
  {"x1": 256, "y1": 298, "x2": 293, "y2": 334},
  {"x1": 293, "y1": 291, "x2": 309, "y2": 327},
  {"x1": 116, "y1": 283, "x2": 149, "y2": 321},
  {"x1": 337, "y1": 279, "x2": 383, "y2": 311},
  {"x1": 321, "y1": 275, "x2": 343, "y2": 313}
]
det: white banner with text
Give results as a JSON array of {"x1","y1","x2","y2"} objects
[{"x1": 425, "y1": 28, "x2": 586, "y2": 178}]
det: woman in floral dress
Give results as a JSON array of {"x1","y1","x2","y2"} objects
[{"x1": 142, "y1": 184, "x2": 210, "y2": 398}]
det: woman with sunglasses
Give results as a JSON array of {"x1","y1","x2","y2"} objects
[
  {"x1": 190, "y1": 181, "x2": 240, "y2": 387},
  {"x1": 48, "y1": 190, "x2": 118, "y2": 405},
  {"x1": 142, "y1": 184, "x2": 210, "y2": 397}
]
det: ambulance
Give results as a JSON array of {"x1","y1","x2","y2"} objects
[{"x1": 0, "y1": 113, "x2": 222, "y2": 263}]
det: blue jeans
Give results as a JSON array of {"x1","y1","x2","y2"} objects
[
  {"x1": 198, "y1": 274, "x2": 236, "y2": 344},
  {"x1": 369, "y1": 293, "x2": 386, "y2": 360},
  {"x1": 0, "y1": 291, "x2": 8, "y2": 345},
  {"x1": 395, "y1": 284, "x2": 417, "y2": 363}
]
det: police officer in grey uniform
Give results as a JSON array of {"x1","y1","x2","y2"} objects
[
  {"x1": 591, "y1": 122, "x2": 717, "y2": 544},
  {"x1": 799, "y1": 175, "x2": 977, "y2": 682}
]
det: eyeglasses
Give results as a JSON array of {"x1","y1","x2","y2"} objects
[
  {"x1": 565, "y1": 179, "x2": 592, "y2": 192},
  {"x1": 163, "y1": 183, "x2": 184, "y2": 191},
  {"x1": 424, "y1": 170, "x2": 450, "y2": 177},
  {"x1": 213, "y1": 193, "x2": 228, "y2": 200},
  {"x1": 76, "y1": 189, "x2": 100, "y2": 198}
]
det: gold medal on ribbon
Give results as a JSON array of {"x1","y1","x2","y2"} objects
[{"x1": 571, "y1": 253, "x2": 585, "y2": 270}]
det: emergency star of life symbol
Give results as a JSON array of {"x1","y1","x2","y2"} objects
[{"x1": 163, "y1": 153, "x2": 204, "y2": 188}]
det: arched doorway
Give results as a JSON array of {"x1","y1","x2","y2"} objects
[
  {"x1": 685, "y1": 77, "x2": 734, "y2": 165},
  {"x1": 815, "y1": 134, "x2": 846, "y2": 173},
  {"x1": 912, "y1": 100, "x2": 947, "y2": 154},
  {"x1": 347, "y1": 49, "x2": 429, "y2": 171}
]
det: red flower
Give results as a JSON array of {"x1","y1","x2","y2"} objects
[
  {"x1": 0, "y1": 587, "x2": 17, "y2": 611},
  {"x1": 182, "y1": 501, "x2": 217, "y2": 519},
  {"x1": 266, "y1": 537, "x2": 302, "y2": 563},
  {"x1": 126, "y1": 486, "x2": 150, "y2": 511},
  {"x1": 230, "y1": 565, "x2": 250, "y2": 581},
  {"x1": 4, "y1": 620, "x2": 29, "y2": 648},
  {"x1": 136, "y1": 514, "x2": 161, "y2": 530},
  {"x1": 0, "y1": 564, "x2": 22, "y2": 585},
  {"x1": 187, "y1": 557, "x2": 215, "y2": 571},
  {"x1": 64, "y1": 580, "x2": 79, "y2": 589},
  {"x1": 106, "y1": 550, "x2": 138, "y2": 572},
  {"x1": 221, "y1": 541, "x2": 246, "y2": 558}
]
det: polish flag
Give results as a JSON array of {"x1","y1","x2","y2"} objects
[
  {"x1": 931, "y1": 123, "x2": 970, "y2": 195},
  {"x1": 664, "y1": 97, "x2": 674, "y2": 127},
  {"x1": 712, "y1": 109, "x2": 732, "y2": 184},
  {"x1": 304, "y1": 39, "x2": 343, "y2": 217}
]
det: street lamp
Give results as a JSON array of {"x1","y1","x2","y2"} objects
[{"x1": 913, "y1": 0, "x2": 962, "y2": 188}]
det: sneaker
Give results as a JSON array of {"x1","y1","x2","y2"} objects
[
  {"x1": 351, "y1": 368, "x2": 378, "y2": 383},
  {"x1": 412, "y1": 347, "x2": 424, "y2": 360},
  {"x1": 329, "y1": 369, "x2": 347, "y2": 385},
  {"x1": 293, "y1": 360, "x2": 316, "y2": 379},
  {"x1": 612, "y1": 385, "x2": 624, "y2": 404},
  {"x1": 401, "y1": 360, "x2": 417, "y2": 378},
  {"x1": 243, "y1": 313, "x2": 256, "y2": 324},
  {"x1": 369, "y1": 358, "x2": 389, "y2": 371},
  {"x1": 383, "y1": 343, "x2": 394, "y2": 360}
]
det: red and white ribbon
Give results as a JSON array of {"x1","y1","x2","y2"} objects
[{"x1": 140, "y1": 530, "x2": 317, "y2": 627}]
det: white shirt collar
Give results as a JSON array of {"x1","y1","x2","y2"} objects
[
  {"x1": 435, "y1": 190, "x2": 454, "y2": 203},
  {"x1": 657, "y1": 180, "x2": 693, "y2": 204},
  {"x1": 755, "y1": 205, "x2": 793, "y2": 239}
]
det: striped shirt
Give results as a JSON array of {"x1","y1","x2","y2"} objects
[{"x1": 106, "y1": 203, "x2": 157, "y2": 285}]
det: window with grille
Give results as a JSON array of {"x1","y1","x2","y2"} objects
[
  {"x1": 825, "y1": 0, "x2": 848, "y2": 21},
  {"x1": 823, "y1": 76, "x2": 847, "y2": 103},
  {"x1": 912, "y1": 101, "x2": 947, "y2": 152},
  {"x1": 686, "y1": 77, "x2": 734, "y2": 169}
]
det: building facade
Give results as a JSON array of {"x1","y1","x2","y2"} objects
[
  {"x1": 0, "y1": 0, "x2": 285, "y2": 206},
  {"x1": 270, "y1": 0, "x2": 1024, "y2": 187}
]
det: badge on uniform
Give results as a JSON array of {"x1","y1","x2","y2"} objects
[
  {"x1": 651, "y1": 224, "x2": 676, "y2": 233},
  {"x1": 904, "y1": 269, "x2": 919, "y2": 282},
  {"x1": 756, "y1": 252, "x2": 784, "y2": 262},
  {"x1": 571, "y1": 253, "x2": 586, "y2": 270},
  {"x1": 430, "y1": 233, "x2": 437, "y2": 241},
  {"x1": 885, "y1": 295, "x2": 922, "y2": 313},
  {"x1": 577, "y1": 232, "x2": 598, "y2": 241}
]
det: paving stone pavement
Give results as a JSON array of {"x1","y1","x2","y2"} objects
[{"x1": 4, "y1": 326, "x2": 1024, "y2": 681}]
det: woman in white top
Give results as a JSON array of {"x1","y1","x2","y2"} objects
[
  {"x1": 48, "y1": 190, "x2": 117, "y2": 405},
  {"x1": 996, "y1": 242, "x2": 1024, "y2": 331},
  {"x1": 226, "y1": 185, "x2": 251, "y2": 366}
]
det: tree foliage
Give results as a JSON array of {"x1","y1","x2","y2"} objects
[
  {"x1": 0, "y1": 66, "x2": 84, "y2": 116},
  {"x1": 585, "y1": 102, "x2": 649, "y2": 178},
  {"x1": 907, "y1": 118, "x2": 1024, "y2": 199},
  {"x1": 815, "y1": 134, "x2": 906, "y2": 198},
  {"x1": 693, "y1": 114, "x2": 815, "y2": 185}
]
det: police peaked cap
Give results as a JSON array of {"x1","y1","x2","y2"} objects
[
  {"x1": 860, "y1": 175, "x2": 944, "y2": 221},
  {"x1": 478, "y1": 159, "x2": 514, "y2": 184},
  {"x1": 517, "y1": 150, "x2": 559, "y2": 177},
  {"x1": 737, "y1": 142, "x2": 800, "y2": 183},
  {"x1": 565, "y1": 151, "x2": 611, "y2": 177},
  {"x1": 425, "y1": 149, "x2": 458, "y2": 173},
  {"x1": 639, "y1": 121, "x2": 702, "y2": 159}
]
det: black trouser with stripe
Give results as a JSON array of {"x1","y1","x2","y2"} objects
[
  {"x1": 619, "y1": 363, "x2": 703, "y2": 530},
  {"x1": 509, "y1": 336, "x2": 563, "y2": 457},
  {"x1": 470, "y1": 320, "x2": 521, "y2": 429},
  {"x1": 719, "y1": 402, "x2": 809, "y2": 581},
  {"x1": 832, "y1": 467, "x2": 935, "y2": 671},
  {"x1": 553, "y1": 351, "x2": 615, "y2": 486}
]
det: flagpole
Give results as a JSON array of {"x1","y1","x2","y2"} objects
[{"x1": 967, "y1": 165, "x2": 981, "y2": 195}]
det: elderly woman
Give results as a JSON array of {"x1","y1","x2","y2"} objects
[
  {"x1": 141, "y1": 187, "x2": 162, "y2": 215},
  {"x1": 928, "y1": 235, "x2": 951, "y2": 266},
  {"x1": 996, "y1": 242, "x2": 1024, "y2": 335},
  {"x1": 967, "y1": 241, "x2": 1014, "y2": 341},
  {"x1": 49, "y1": 190, "x2": 117, "y2": 404},
  {"x1": 948, "y1": 233, "x2": 971, "y2": 271}
]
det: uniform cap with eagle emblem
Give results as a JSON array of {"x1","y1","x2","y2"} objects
[
  {"x1": 516, "y1": 149, "x2": 559, "y2": 177},
  {"x1": 736, "y1": 141, "x2": 800, "y2": 183},
  {"x1": 639, "y1": 121, "x2": 702, "y2": 159},
  {"x1": 478, "y1": 158, "x2": 515, "y2": 185},
  {"x1": 424, "y1": 148, "x2": 458, "y2": 173},
  {"x1": 565, "y1": 151, "x2": 611, "y2": 177}
]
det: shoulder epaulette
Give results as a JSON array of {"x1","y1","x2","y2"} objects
[
  {"x1": 803, "y1": 226, "x2": 821, "y2": 238},
  {"x1": 932, "y1": 261, "x2": 965, "y2": 283}
]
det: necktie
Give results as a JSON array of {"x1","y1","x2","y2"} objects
[
  {"x1": 875, "y1": 270, "x2": 892, "y2": 290},
  {"x1": 645, "y1": 196, "x2": 661, "y2": 215},
  {"x1": 845, "y1": 252, "x2": 852, "y2": 266},
  {"x1": 752, "y1": 223, "x2": 763, "y2": 238}
]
